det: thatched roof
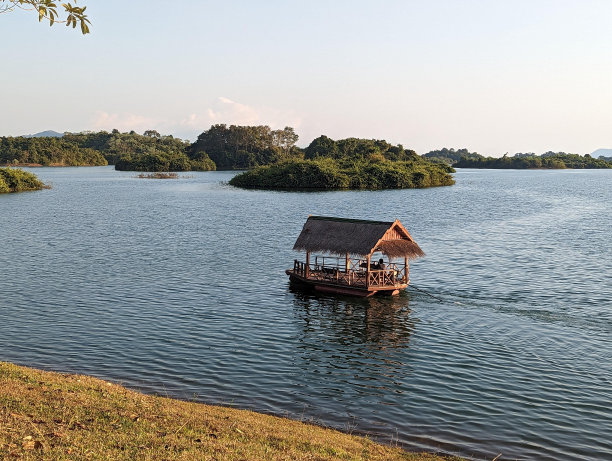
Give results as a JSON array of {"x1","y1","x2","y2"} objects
[{"x1": 292, "y1": 216, "x2": 425, "y2": 259}]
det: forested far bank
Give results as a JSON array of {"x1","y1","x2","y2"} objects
[
  {"x1": 4, "y1": 130, "x2": 612, "y2": 173},
  {"x1": 454, "y1": 152, "x2": 612, "y2": 169},
  {"x1": 0, "y1": 131, "x2": 191, "y2": 169},
  {"x1": 0, "y1": 136, "x2": 107, "y2": 167},
  {"x1": 422, "y1": 148, "x2": 612, "y2": 169}
]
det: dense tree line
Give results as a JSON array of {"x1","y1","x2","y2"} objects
[
  {"x1": 65, "y1": 130, "x2": 193, "y2": 166},
  {"x1": 0, "y1": 136, "x2": 107, "y2": 166},
  {"x1": 455, "y1": 152, "x2": 612, "y2": 169},
  {"x1": 422, "y1": 148, "x2": 484, "y2": 165},
  {"x1": 189, "y1": 124, "x2": 300, "y2": 169},
  {"x1": 115, "y1": 151, "x2": 215, "y2": 172},
  {"x1": 0, "y1": 130, "x2": 215, "y2": 171}
]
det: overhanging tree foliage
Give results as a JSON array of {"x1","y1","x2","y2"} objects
[{"x1": 0, "y1": 0, "x2": 90, "y2": 33}]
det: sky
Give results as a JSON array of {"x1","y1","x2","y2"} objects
[{"x1": 1, "y1": 0, "x2": 611, "y2": 156}]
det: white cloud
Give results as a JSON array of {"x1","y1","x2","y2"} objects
[
  {"x1": 181, "y1": 97, "x2": 302, "y2": 135},
  {"x1": 206, "y1": 97, "x2": 261, "y2": 125},
  {"x1": 91, "y1": 97, "x2": 303, "y2": 142},
  {"x1": 91, "y1": 111, "x2": 160, "y2": 133}
]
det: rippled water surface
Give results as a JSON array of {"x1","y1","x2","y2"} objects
[{"x1": 1, "y1": 167, "x2": 611, "y2": 460}]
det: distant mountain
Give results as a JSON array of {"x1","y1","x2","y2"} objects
[
  {"x1": 591, "y1": 148, "x2": 612, "y2": 158},
  {"x1": 23, "y1": 130, "x2": 64, "y2": 138}
]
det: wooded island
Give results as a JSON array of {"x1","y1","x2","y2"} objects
[{"x1": 229, "y1": 135, "x2": 455, "y2": 190}]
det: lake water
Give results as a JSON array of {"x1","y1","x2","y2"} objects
[{"x1": 1, "y1": 166, "x2": 611, "y2": 460}]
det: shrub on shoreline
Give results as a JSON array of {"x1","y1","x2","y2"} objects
[
  {"x1": 0, "y1": 167, "x2": 47, "y2": 193},
  {"x1": 137, "y1": 172, "x2": 179, "y2": 179}
]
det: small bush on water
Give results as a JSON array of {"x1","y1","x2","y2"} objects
[
  {"x1": 137, "y1": 172, "x2": 179, "y2": 179},
  {"x1": 0, "y1": 167, "x2": 46, "y2": 193}
]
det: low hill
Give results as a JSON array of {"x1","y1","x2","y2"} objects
[
  {"x1": 591, "y1": 148, "x2": 612, "y2": 160},
  {"x1": 23, "y1": 130, "x2": 64, "y2": 138}
]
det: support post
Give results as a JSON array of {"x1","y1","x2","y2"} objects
[
  {"x1": 306, "y1": 251, "x2": 310, "y2": 278},
  {"x1": 404, "y1": 256, "x2": 409, "y2": 283},
  {"x1": 366, "y1": 254, "x2": 371, "y2": 288},
  {"x1": 345, "y1": 253, "x2": 351, "y2": 284}
]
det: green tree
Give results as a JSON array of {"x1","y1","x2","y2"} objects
[
  {"x1": 304, "y1": 135, "x2": 339, "y2": 159},
  {"x1": 143, "y1": 130, "x2": 161, "y2": 138},
  {"x1": 190, "y1": 124, "x2": 301, "y2": 169},
  {"x1": 0, "y1": 0, "x2": 90, "y2": 33}
]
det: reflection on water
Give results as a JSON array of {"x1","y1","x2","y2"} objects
[
  {"x1": 291, "y1": 288, "x2": 415, "y2": 350},
  {"x1": 287, "y1": 288, "x2": 419, "y2": 439}
]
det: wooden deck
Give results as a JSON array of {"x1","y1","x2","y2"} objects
[{"x1": 286, "y1": 257, "x2": 409, "y2": 297}]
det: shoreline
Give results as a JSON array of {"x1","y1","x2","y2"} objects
[{"x1": 0, "y1": 361, "x2": 464, "y2": 460}]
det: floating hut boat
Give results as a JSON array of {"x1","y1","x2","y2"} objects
[{"x1": 286, "y1": 216, "x2": 425, "y2": 297}]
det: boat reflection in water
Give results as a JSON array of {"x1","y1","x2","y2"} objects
[
  {"x1": 287, "y1": 287, "x2": 421, "y2": 442},
  {"x1": 290, "y1": 287, "x2": 416, "y2": 349},
  {"x1": 290, "y1": 286, "x2": 416, "y2": 384}
]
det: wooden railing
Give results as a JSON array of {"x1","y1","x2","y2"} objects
[
  {"x1": 294, "y1": 259, "x2": 308, "y2": 277},
  {"x1": 292, "y1": 258, "x2": 408, "y2": 289},
  {"x1": 367, "y1": 266, "x2": 407, "y2": 287}
]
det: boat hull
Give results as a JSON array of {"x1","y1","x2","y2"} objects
[{"x1": 286, "y1": 270, "x2": 404, "y2": 297}]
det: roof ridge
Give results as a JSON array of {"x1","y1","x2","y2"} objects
[{"x1": 308, "y1": 215, "x2": 394, "y2": 225}]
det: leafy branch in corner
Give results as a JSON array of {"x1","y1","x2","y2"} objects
[{"x1": 0, "y1": 0, "x2": 90, "y2": 34}]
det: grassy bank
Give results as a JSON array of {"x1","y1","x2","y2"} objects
[{"x1": 0, "y1": 362, "x2": 462, "y2": 460}]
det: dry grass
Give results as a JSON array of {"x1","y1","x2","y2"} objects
[{"x1": 0, "y1": 362, "x2": 463, "y2": 461}]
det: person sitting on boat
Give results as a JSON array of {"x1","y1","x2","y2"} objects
[{"x1": 378, "y1": 258, "x2": 386, "y2": 271}]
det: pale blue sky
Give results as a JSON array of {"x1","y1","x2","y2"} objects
[{"x1": 2, "y1": 0, "x2": 611, "y2": 155}]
